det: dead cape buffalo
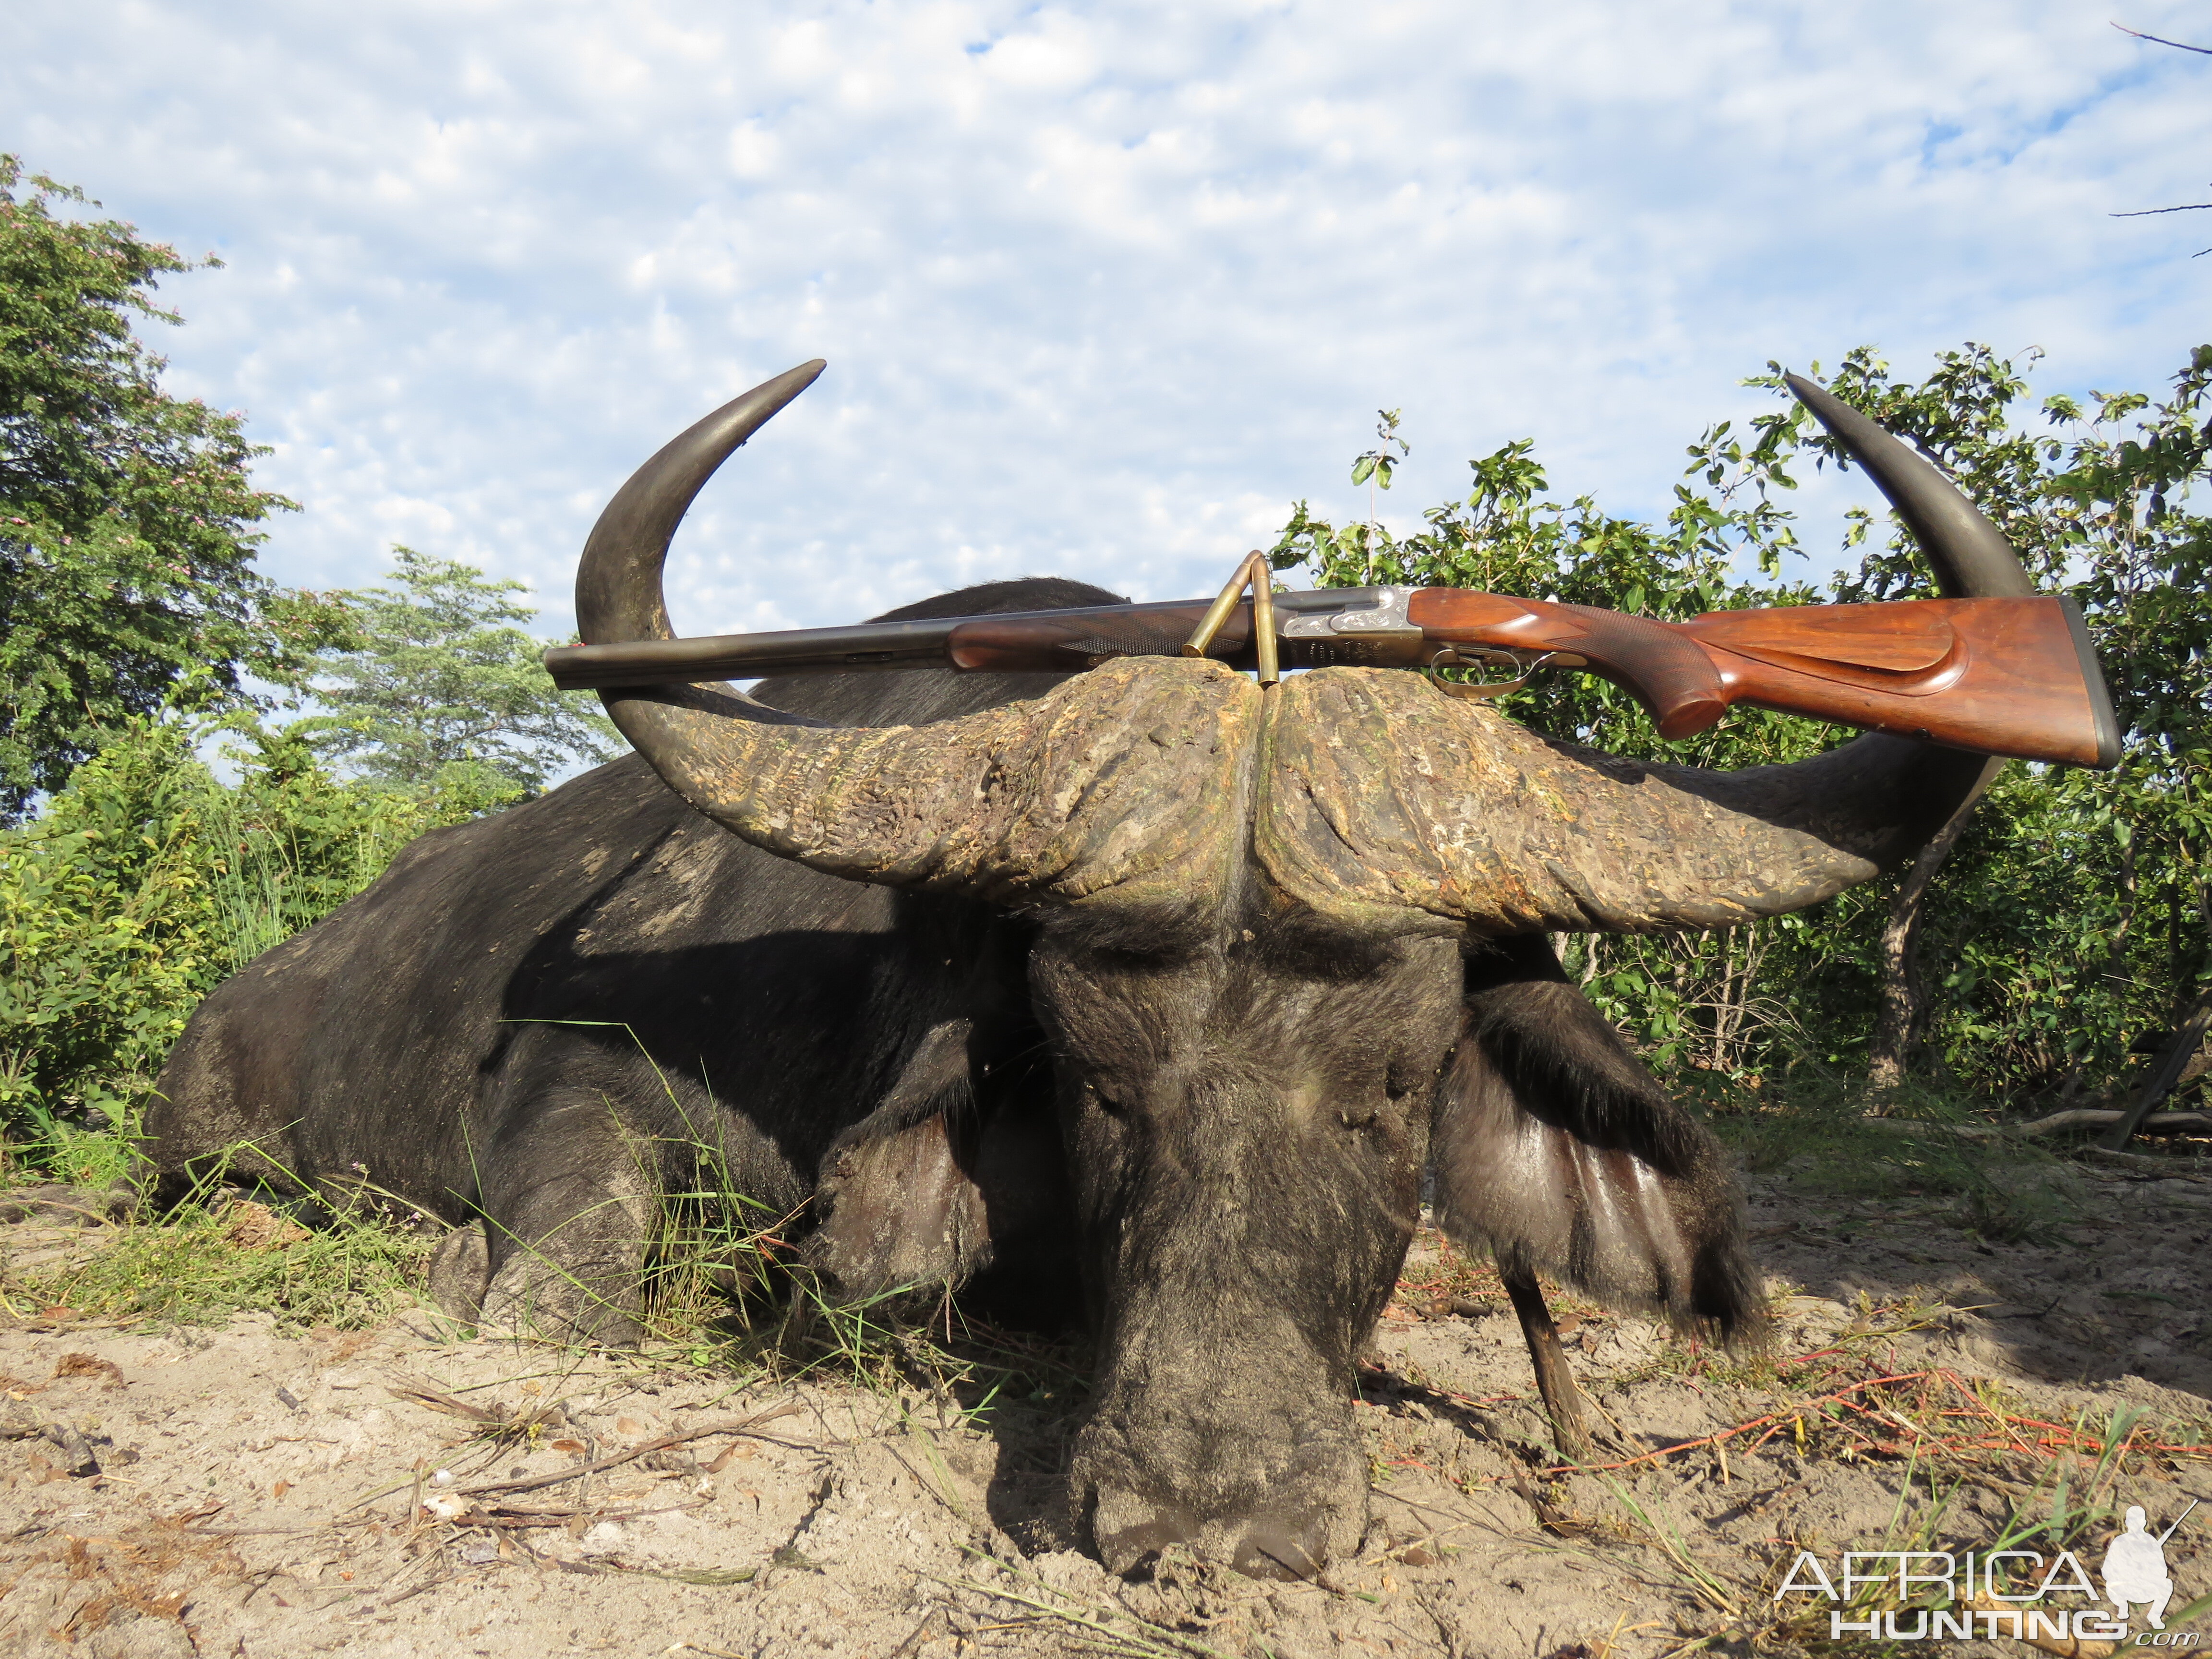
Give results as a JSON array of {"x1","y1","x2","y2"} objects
[{"x1": 148, "y1": 361, "x2": 2037, "y2": 1577}]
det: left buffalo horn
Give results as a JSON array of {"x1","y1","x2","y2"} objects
[
  {"x1": 574, "y1": 363, "x2": 1260, "y2": 907},
  {"x1": 1255, "y1": 371, "x2": 2035, "y2": 932}
]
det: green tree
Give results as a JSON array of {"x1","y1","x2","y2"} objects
[
  {"x1": 1763, "y1": 345, "x2": 2212, "y2": 1098},
  {"x1": 302, "y1": 547, "x2": 618, "y2": 795},
  {"x1": 0, "y1": 156, "x2": 340, "y2": 824}
]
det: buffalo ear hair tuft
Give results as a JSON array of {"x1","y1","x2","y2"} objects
[{"x1": 1429, "y1": 936, "x2": 1764, "y2": 1341}]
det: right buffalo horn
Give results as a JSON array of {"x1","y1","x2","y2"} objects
[{"x1": 573, "y1": 364, "x2": 1259, "y2": 906}]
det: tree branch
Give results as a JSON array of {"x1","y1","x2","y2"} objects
[
  {"x1": 2113, "y1": 23, "x2": 2212, "y2": 55},
  {"x1": 2101, "y1": 989, "x2": 2212, "y2": 1150},
  {"x1": 1868, "y1": 759, "x2": 2003, "y2": 1092}
]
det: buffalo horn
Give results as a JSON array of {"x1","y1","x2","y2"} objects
[
  {"x1": 573, "y1": 365, "x2": 1257, "y2": 905},
  {"x1": 1254, "y1": 372, "x2": 2036, "y2": 932},
  {"x1": 1783, "y1": 373, "x2": 2034, "y2": 600}
]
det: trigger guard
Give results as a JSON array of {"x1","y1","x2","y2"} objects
[{"x1": 1422, "y1": 647, "x2": 1546, "y2": 701}]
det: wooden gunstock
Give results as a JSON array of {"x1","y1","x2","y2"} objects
[{"x1": 1406, "y1": 591, "x2": 2121, "y2": 768}]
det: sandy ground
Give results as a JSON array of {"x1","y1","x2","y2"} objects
[{"x1": 3, "y1": 1158, "x2": 2211, "y2": 1659}]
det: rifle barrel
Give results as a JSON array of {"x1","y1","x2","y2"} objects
[
  {"x1": 546, "y1": 617, "x2": 968, "y2": 689},
  {"x1": 2158, "y1": 1498, "x2": 2200, "y2": 1545},
  {"x1": 544, "y1": 589, "x2": 1402, "y2": 689}
]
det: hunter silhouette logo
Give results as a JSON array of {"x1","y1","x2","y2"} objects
[{"x1": 2106, "y1": 1502, "x2": 2196, "y2": 1632}]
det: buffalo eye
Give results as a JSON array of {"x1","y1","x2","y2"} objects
[
  {"x1": 1338, "y1": 1107, "x2": 1380, "y2": 1131},
  {"x1": 1383, "y1": 1062, "x2": 1427, "y2": 1101},
  {"x1": 1086, "y1": 1082, "x2": 1131, "y2": 1118}
]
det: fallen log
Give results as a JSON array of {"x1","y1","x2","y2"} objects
[
  {"x1": 1856, "y1": 1108, "x2": 2212, "y2": 1141},
  {"x1": 2103, "y1": 992, "x2": 2212, "y2": 1151},
  {"x1": 2081, "y1": 1145, "x2": 2212, "y2": 1178}
]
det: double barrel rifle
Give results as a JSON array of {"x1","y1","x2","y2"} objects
[{"x1": 546, "y1": 559, "x2": 2121, "y2": 770}]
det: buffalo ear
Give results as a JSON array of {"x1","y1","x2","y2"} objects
[
  {"x1": 805, "y1": 1018, "x2": 1073, "y2": 1298},
  {"x1": 1431, "y1": 938, "x2": 1763, "y2": 1338},
  {"x1": 809, "y1": 1111, "x2": 990, "y2": 1292},
  {"x1": 807, "y1": 1021, "x2": 990, "y2": 1293}
]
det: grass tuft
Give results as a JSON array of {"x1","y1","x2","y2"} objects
[{"x1": 5, "y1": 1194, "x2": 434, "y2": 1328}]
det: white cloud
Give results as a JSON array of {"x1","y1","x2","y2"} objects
[{"x1": 6, "y1": 0, "x2": 2208, "y2": 642}]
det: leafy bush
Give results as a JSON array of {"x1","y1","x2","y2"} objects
[{"x1": 0, "y1": 715, "x2": 511, "y2": 1164}]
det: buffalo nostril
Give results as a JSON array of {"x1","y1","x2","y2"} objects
[
  {"x1": 1234, "y1": 1516, "x2": 1329, "y2": 1582},
  {"x1": 1092, "y1": 1499, "x2": 1202, "y2": 1577}
]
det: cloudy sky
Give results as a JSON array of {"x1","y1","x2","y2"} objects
[{"x1": 8, "y1": 0, "x2": 2208, "y2": 639}]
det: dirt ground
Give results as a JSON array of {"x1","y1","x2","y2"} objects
[{"x1": 3, "y1": 1155, "x2": 2212, "y2": 1659}]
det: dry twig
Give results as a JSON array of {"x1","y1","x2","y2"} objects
[{"x1": 456, "y1": 1400, "x2": 809, "y2": 1499}]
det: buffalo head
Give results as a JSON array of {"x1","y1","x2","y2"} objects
[{"x1": 575, "y1": 362, "x2": 2025, "y2": 1576}]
